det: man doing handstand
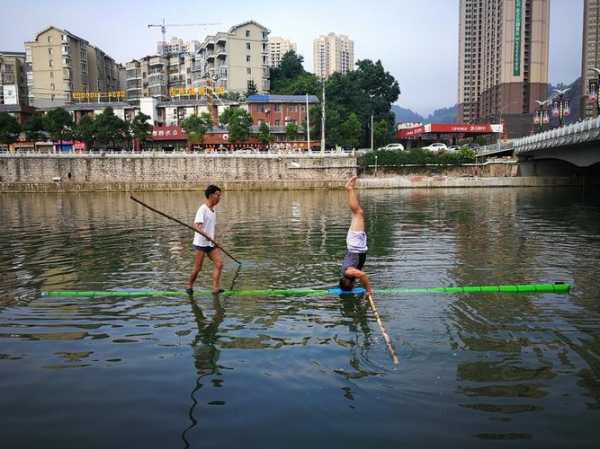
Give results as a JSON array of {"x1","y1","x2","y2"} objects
[{"x1": 339, "y1": 176, "x2": 373, "y2": 295}]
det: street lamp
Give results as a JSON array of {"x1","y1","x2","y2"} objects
[
  {"x1": 551, "y1": 88, "x2": 570, "y2": 128},
  {"x1": 533, "y1": 99, "x2": 550, "y2": 132},
  {"x1": 588, "y1": 67, "x2": 600, "y2": 117}
]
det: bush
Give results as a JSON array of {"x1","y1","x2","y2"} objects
[{"x1": 359, "y1": 148, "x2": 476, "y2": 169}]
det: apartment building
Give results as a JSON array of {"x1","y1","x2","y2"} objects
[
  {"x1": 458, "y1": 0, "x2": 550, "y2": 137},
  {"x1": 25, "y1": 26, "x2": 122, "y2": 108},
  {"x1": 192, "y1": 21, "x2": 271, "y2": 93},
  {"x1": 125, "y1": 55, "x2": 169, "y2": 102},
  {"x1": 313, "y1": 33, "x2": 354, "y2": 79},
  {"x1": 582, "y1": 0, "x2": 600, "y2": 118},
  {"x1": 268, "y1": 37, "x2": 297, "y2": 67},
  {"x1": 0, "y1": 51, "x2": 28, "y2": 105},
  {"x1": 157, "y1": 37, "x2": 201, "y2": 56}
]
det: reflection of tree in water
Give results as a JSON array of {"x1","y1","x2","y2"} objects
[{"x1": 181, "y1": 295, "x2": 224, "y2": 449}]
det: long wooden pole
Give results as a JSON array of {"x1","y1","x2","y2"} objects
[
  {"x1": 130, "y1": 195, "x2": 242, "y2": 266},
  {"x1": 366, "y1": 293, "x2": 399, "y2": 365}
]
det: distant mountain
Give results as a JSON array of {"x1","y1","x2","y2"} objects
[
  {"x1": 391, "y1": 105, "x2": 424, "y2": 123},
  {"x1": 426, "y1": 105, "x2": 458, "y2": 124},
  {"x1": 392, "y1": 104, "x2": 457, "y2": 124}
]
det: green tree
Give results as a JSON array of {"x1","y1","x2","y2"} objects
[
  {"x1": 74, "y1": 115, "x2": 97, "y2": 150},
  {"x1": 94, "y1": 107, "x2": 128, "y2": 148},
  {"x1": 340, "y1": 113, "x2": 362, "y2": 149},
  {"x1": 43, "y1": 108, "x2": 73, "y2": 148},
  {"x1": 246, "y1": 80, "x2": 257, "y2": 96},
  {"x1": 181, "y1": 112, "x2": 213, "y2": 149},
  {"x1": 23, "y1": 115, "x2": 45, "y2": 142},
  {"x1": 130, "y1": 113, "x2": 153, "y2": 150},
  {"x1": 374, "y1": 118, "x2": 394, "y2": 147},
  {"x1": 257, "y1": 121, "x2": 271, "y2": 145},
  {"x1": 220, "y1": 107, "x2": 252, "y2": 144},
  {"x1": 0, "y1": 112, "x2": 21, "y2": 148},
  {"x1": 285, "y1": 122, "x2": 299, "y2": 141}
]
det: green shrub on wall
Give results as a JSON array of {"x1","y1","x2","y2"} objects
[{"x1": 359, "y1": 148, "x2": 476, "y2": 169}]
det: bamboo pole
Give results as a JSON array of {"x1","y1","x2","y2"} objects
[{"x1": 366, "y1": 293, "x2": 399, "y2": 365}]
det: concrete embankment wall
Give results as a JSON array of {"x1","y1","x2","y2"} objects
[
  {"x1": 0, "y1": 154, "x2": 582, "y2": 192},
  {"x1": 0, "y1": 154, "x2": 357, "y2": 192}
]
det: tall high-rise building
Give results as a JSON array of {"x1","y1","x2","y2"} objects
[
  {"x1": 582, "y1": 0, "x2": 600, "y2": 119},
  {"x1": 313, "y1": 33, "x2": 354, "y2": 79},
  {"x1": 458, "y1": 0, "x2": 550, "y2": 137},
  {"x1": 0, "y1": 51, "x2": 28, "y2": 106},
  {"x1": 267, "y1": 37, "x2": 297, "y2": 67},
  {"x1": 25, "y1": 26, "x2": 122, "y2": 107}
]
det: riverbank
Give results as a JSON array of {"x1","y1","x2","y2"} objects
[
  {"x1": 0, "y1": 175, "x2": 581, "y2": 192},
  {"x1": 0, "y1": 153, "x2": 585, "y2": 191}
]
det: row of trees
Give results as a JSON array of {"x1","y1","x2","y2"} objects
[
  {"x1": 270, "y1": 50, "x2": 401, "y2": 149},
  {"x1": 0, "y1": 108, "x2": 153, "y2": 150}
]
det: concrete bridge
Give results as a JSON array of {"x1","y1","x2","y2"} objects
[{"x1": 477, "y1": 117, "x2": 600, "y2": 178}]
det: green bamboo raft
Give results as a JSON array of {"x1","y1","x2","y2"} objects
[{"x1": 41, "y1": 282, "x2": 571, "y2": 299}]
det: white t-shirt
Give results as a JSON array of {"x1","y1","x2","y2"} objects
[
  {"x1": 192, "y1": 204, "x2": 216, "y2": 247},
  {"x1": 346, "y1": 230, "x2": 368, "y2": 253}
]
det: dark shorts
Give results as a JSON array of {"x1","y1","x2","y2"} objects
[
  {"x1": 193, "y1": 245, "x2": 216, "y2": 253},
  {"x1": 341, "y1": 251, "x2": 367, "y2": 276}
]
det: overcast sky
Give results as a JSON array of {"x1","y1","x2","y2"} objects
[{"x1": 0, "y1": 0, "x2": 583, "y2": 116}]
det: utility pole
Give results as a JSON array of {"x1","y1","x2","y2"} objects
[
  {"x1": 306, "y1": 93, "x2": 310, "y2": 151},
  {"x1": 370, "y1": 114, "x2": 374, "y2": 151},
  {"x1": 320, "y1": 80, "x2": 326, "y2": 154}
]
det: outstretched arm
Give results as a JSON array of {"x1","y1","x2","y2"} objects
[{"x1": 345, "y1": 267, "x2": 373, "y2": 294}]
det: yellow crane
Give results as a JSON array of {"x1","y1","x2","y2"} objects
[{"x1": 147, "y1": 18, "x2": 220, "y2": 55}]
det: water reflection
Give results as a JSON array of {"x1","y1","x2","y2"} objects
[
  {"x1": 182, "y1": 295, "x2": 224, "y2": 448},
  {"x1": 1, "y1": 188, "x2": 600, "y2": 447}
]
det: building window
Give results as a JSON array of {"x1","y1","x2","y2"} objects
[
  {"x1": 49, "y1": 59, "x2": 53, "y2": 67},
  {"x1": 245, "y1": 30, "x2": 250, "y2": 37},
  {"x1": 247, "y1": 67, "x2": 251, "y2": 75},
  {"x1": 289, "y1": 105, "x2": 298, "y2": 112},
  {"x1": 274, "y1": 104, "x2": 281, "y2": 112},
  {"x1": 48, "y1": 48, "x2": 53, "y2": 55},
  {"x1": 246, "y1": 42, "x2": 251, "y2": 50},
  {"x1": 47, "y1": 35, "x2": 52, "y2": 43},
  {"x1": 275, "y1": 120, "x2": 280, "y2": 126},
  {"x1": 246, "y1": 55, "x2": 251, "y2": 63}
]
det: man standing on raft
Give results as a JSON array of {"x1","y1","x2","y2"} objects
[
  {"x1": 186, "y1": 185, "x2": 225, "y2": 296},
  {"x1": 339, "y1": 176, "x2": 373, "y2": 295}
]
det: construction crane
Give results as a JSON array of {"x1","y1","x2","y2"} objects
[{"x1": 148, "y1": 18, "x2": 220, "y2": 55}]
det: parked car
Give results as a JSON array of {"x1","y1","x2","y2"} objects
[
  {"x1": 378, "y1": 143, "x2": 405, "y2": 151},
  {"x1": 422, "y1": 142, "x2": 448, "y2": 152}
]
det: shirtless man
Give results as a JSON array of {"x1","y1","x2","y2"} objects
[{"x1": 339, "y1": 176, "x2": 373, "y2": 295}]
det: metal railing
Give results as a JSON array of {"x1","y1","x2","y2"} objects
[{"x1": 0, "y1": 149, "x2": 355, "y2": 158}]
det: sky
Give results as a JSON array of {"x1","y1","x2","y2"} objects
[{"x1": 0, "y1": 0, "x2": 584, "y2": 116}]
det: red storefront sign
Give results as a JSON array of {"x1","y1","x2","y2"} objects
[
  {"x1": 396, "y1": 123, "x2": 503, "y2": 139},
  {"x1": 151, "y1": 126, "x2": 187, "y2": 141}
]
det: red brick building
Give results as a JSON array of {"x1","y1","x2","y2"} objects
[{"x1": 246, "y1": 94, "x2": 319, "y2": 130}]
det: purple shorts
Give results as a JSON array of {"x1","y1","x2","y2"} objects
[{"x1": 193, "y1": 245, "x2": 216, "y2": 253}]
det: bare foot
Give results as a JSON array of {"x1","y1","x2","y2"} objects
[{"x1": 345, "y1": 176, "x2": 358, "y2": 190}]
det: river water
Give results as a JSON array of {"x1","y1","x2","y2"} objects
[{"x1": 1, "y1": 187, "x2": 599, "y2": 448}]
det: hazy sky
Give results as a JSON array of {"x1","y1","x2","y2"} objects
[{"x1": 0, "y1": 0, "x2": 583, "y2": 116}]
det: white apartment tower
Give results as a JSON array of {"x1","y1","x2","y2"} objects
[
  {"x1": 313, "y1": 33, "x2": 354, "y2": 79},
  {"x1": 268, "y1": 37, "x2": 297, "y2": 67}
]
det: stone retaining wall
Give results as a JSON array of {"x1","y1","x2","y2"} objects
[{"x1": 0, "y1": 154, "x2": 356, "y2": 191}]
